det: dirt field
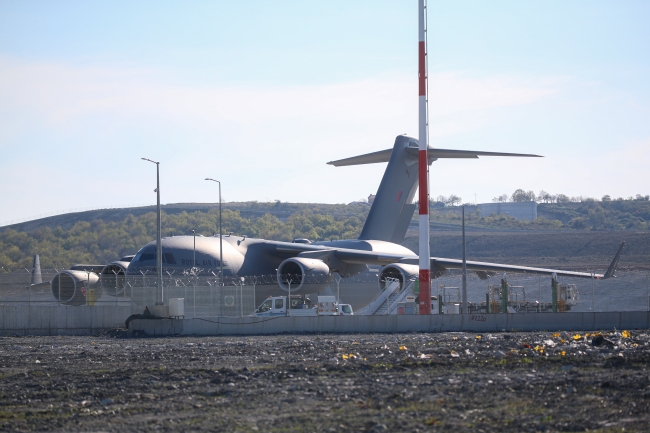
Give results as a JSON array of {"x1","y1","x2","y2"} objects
[{"x1": 1, "y1": 331, "x2": 649, "y2": 432}]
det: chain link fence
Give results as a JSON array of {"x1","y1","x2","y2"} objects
[
  {"x1": 1, "y1": 269, "x2": 649, "y2": 315},
  {"x1": 129, "y1": 275, "x2": 258, "y2": 318}
]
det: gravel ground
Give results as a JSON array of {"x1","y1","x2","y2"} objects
[{"x1": 1, "y1": 330, "x2": 649, "y2": 432}]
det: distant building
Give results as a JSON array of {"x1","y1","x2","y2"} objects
[
  {"x1": 477, "y1": 202, "x2": 537, "y2": 221},
  {"x1": 368, "y1": 194, "x2": 376, "y2": 204}
]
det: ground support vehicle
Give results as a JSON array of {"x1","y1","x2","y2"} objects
[{"x1": 254, "y1": 295, "x2": 340, "y2": 316}]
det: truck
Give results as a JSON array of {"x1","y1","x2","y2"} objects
[
  {"x1": 337, "y1": 303, "x2": 354, "y2": 315},
  {"x1": 254, "y1": 295, "x2": 348, "y2": 317}
]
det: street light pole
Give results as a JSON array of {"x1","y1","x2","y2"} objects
[
  {"x1": 205, "y1": 178, "x2": 223, "y2": 286},
  {"x1": 461, "y1": 205, "x2": 467, "y2": 314},
  {"x1": 142, "y1": 158, "x2": 164, "y2": 305}
]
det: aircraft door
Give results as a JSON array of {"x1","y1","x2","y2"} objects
[{"x1": 272, "y1": 298, "x2": 286, "y2": 314}]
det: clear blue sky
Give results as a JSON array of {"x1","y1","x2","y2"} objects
[{"x1": 1, "y1": 1, "x2": 648, "y2": 224}]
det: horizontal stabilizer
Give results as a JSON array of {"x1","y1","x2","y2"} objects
[
  {"x1": 327, "y1": 149, "x2": 393, "y2": 167},
  {"x1": 409, "y1": 148, "x2": 543, "y2": 160},
  {"x1": 328, "y1": 145, "x2": 542, "y2": 167}
]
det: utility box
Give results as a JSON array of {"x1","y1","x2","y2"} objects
[
  {"x1": 149, "y1": 304, "x2": 170, "y2": 318},
  {"x1": 169, "y1": 298, "x2": 185, "y2": 318},
  {"x1": 404, "y1": 302, "x2": 419, "y2": 315},
  {"x1": 398, "y1": 302, "x2": 419, "y2": 315}
]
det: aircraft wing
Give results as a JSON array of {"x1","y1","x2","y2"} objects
[
  {"x1": 400, "y1": 256, "x2": 617, "y2": 280},
  {"x1": 277, "y1": 241, "x2": 625, "y2": 280},
  {"x1": 422, "y1": 241, "x2": 625, "y2": 280}
]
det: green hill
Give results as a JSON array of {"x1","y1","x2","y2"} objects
[
  {"x1": 0, "y1": 203, "x2": 369, "y2": 271},
  {"x1": 1, "y1": 198, "x2": 649, "y2": 272}
]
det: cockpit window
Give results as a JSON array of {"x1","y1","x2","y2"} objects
[
  {"x1": 133, "y1": 247, "x2": 178, "y2": 264},
  {"x1": 164, "y1": 253, "x2": 176, "y2": 264},
  {"x1": 135, "y1": 246, "x2": 156, "y2": 262}
]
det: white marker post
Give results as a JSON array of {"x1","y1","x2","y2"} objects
[{"x1": 418, "y1": 0, "x2": 432, "y2": 315}]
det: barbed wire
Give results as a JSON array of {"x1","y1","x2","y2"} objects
[
  {"x1": 2, "y1": 266, "x2": 639, "y2": 281},
  {"x1": 122, "y1": 273, "x2": 358, "y2": 288}
]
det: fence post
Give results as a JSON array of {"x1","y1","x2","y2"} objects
[
  {"x1": 551, "y1": 273, "x2": 558, "y2": 313},
  {"x1": 591, "y1": 272, "x2": 595, "y2": 312},
  {"x1": 240, "y1": 277, "x2": 244, "y2": 318},
  {"x1": 501, "y1": 274, "x2": 508, "y2": 314}
]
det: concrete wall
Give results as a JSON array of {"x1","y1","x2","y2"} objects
[
  {"x1": 129, "y1": 311, "x2": 650, "y2": 336},
  {"x1": 0, "y1": 306, "x2": 132, "y2": 336},
  {"x1": 477, "y1": 202, "x2": 537, "y2": 221},
  {"x1": 5, "y1": 307, "x2": 647, "y2": 337}
]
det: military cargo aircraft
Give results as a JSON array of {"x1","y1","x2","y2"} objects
[{"x1": 49, "y1": 135, "x2": 624, "y2": 305}]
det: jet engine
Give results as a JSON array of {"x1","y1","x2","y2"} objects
[
  {"x1": 51, "y1": 270, "x2": 101, "y2": 306},
  {"x1": 277, "y1": 257, "x2": 332, "y2": 294},
  {"x1": 100, "y1": 261, "x2": 130, "y2": 297},
  {"x1": 378, "y1": 263, "x2": 419, "y2": 292}
]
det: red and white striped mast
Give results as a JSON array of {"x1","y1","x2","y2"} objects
[{"x1": 418, "y1": 0, "x2": 432, "y2": 315}]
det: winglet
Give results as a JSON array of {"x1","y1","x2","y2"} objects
[{"x1": 603, "y1": 241, "x2": 625, "y2": 279}]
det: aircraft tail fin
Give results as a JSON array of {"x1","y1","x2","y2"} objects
[
  {"x1": 327, "y1": 136, "x2": 543, "y2": 244},
  {"x1": 329, "y1": 136, "x2": 419, "y2": 243}
]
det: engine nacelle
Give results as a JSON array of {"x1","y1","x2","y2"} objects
[
  {"x1": 51, "y1": 270, "x2": 101, "y2": 306},
  {"x1": 378, "y1": 263, "x2": 419, "y2": 293},
  {"x1": 277, "y1": 257, "x2": 332, "y2": 294},
  {"x1": 100, "y1": 261, "x2": 130, "y2": 297}
]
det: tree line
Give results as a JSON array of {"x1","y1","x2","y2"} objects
[
  {"x1": 1, "y1": 195, "x2": 649, "y2": 272},
  {"x1": 494, "y1": 190, "x2": 650, "y2": 204},
  {"x1": 433, "y1": 189, "x2": 649, "y2": 205},
  {"x1": 429, "y1": 195, "x2": 650, "y2": 231}
]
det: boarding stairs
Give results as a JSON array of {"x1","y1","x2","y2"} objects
[{"x1": 356, "y1": 278, "x2": 416, "y2": 315}]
